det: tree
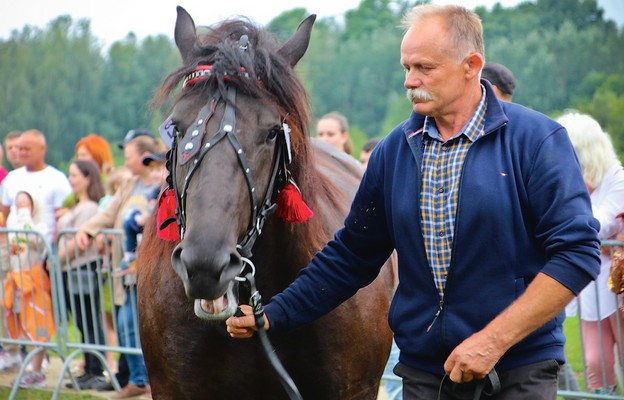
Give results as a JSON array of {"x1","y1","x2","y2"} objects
[
  {"x1": 0, "y1": 0, "x2": 622, "y2": 167},
  {"x1": 0, "y1": 15, "x2": 104, "y2": 165}
]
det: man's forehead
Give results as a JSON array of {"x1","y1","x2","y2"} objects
[{"x1": 19, "y1": 136, "x2": 44, "y2": 148}]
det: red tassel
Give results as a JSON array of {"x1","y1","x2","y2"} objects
[
  {"x1": 275, "y1": 182, "x2": 314, "y2": 223},
  {"x1": 157, "y1": 189, "x2": 181, "y2": 241}
]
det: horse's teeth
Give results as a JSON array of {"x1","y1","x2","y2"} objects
[{"x1": 200, "y1": 296, "x2": 228, "y2": 314}]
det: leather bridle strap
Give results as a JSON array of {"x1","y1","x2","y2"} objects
[{"x1": 171, "y1": 85, "x2": 286, "y2": 258}]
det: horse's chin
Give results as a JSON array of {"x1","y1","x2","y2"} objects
[{"x1": 193, "y1": 281, "x2": 239, "y2": 320}]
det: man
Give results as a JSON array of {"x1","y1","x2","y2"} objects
[
  {"x1": 0, "y1": 145, "x2": 8, "y2": 194},
  {"x1": 1, "y1": 129, "x2": 71, "y2": 244},
  {"x1": 117, "y1": 128, "x2": 154, "y2": 149},
  {"x1": 227, "y1": 4, "x2": 600, "y2": 399},
  {"x1": 481, "y1": 62, "x2": 516, "y2": 102},
  {"x1": 4, "y1": 130, "x2": 23, "y2": 169}
]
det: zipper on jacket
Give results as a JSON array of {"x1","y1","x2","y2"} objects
[{"x1": 427, "y1": 299, "x2": 444, "y2": 332}]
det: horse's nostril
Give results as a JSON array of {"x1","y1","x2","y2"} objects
[
  {"x1": 228, "y1": 253, "x2": 242, "y2": 273},
  {"x1": 170, "y1": 245, "x2": 189, "y2": 287},
  {"x1": 171, "y1": 244, "x2": 242, "y2": 300}
]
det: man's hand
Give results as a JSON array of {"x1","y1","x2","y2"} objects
[
  {"x1": 443, "y1": 273, "x2": 576, "y2": 384},
  {"x1": 226, "y1": 304, "x2": 270, "y2": 339},
  {"x1": 443, "y1": 330, "x2": 504, "y2": 383}
]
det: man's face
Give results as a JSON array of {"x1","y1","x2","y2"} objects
[
  {"x1": 400, "y1": 16, "x2": 468, "y2": 118},
  {"x1": 18, "y1": 133, "x2": 46, "y2": 169},
  {"x1": 5, "y1": 136, "x2": 22, "y2": 168},
  {"x1": 124, "y1": 142, "x2": 147, "y2": 175}
]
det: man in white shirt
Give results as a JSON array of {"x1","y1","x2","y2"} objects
[{"x1": 1, "y1": 129, "x2": 71, "y2": 244}]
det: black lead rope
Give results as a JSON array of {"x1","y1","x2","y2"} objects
[
  {"x1": 235, "y1": 272, "x2": 303, "y2": 400},
  {"x1": 437, "y1": 369, "x2": 501, "y2": 400}
]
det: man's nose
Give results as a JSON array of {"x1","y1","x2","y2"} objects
[{"x1": 404, "y1": 70, "x2": 421, "y2": 89}]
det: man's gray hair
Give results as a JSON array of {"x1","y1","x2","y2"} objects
[{"x1": 400, "y1": 4, "x2": 485, "y2": 63}]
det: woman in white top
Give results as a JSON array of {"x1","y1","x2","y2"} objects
[{"x1": 560, "y1": 111, "x2": 624, "y2": 394}]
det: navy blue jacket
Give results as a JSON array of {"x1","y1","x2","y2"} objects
[{"x1": 265, "y1": 82, "x2": 601, "y2": 375}]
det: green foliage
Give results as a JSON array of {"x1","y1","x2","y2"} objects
[
  {"x1": 0, "y1": 0, "x2": 622, "y2": 168},
  {"x1": 343, "y1": 0, "x2": 399, "y2": 40},
  {"x1": 349, "y1": 124, "x2": 369, "y2": 158},
  {"x1": 380, "y1": 92, "x2": 413, "y2": 135},
  {"x1": 0, "y1": 16, "x2": 178, "y2": 168},
  {"x1": 267, "y1": 8, "x2": 310, "y2": 41},
  {"x1": 575, "y1": 86, "x2": 624, "y2": 160}
]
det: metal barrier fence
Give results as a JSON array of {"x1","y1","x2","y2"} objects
[
  {"x1": 1, "y1": 227, "x2": 624, "y2": 399},
  {"x1": 0, "y1": 228, "x2": 64, "y2": 399},
  {"x1": 0, "y1": 228, "x2": 142, "y2": 400}
]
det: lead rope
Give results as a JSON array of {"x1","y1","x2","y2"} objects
[
  {"x1": 437, "y1": 369, "x2": 500, "y2": 400},
  {"x1": 235, "y1": 264, "x2": 303, "y2": 400}
]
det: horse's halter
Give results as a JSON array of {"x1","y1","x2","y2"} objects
[{"x1": 167, "y1": 36, "x2": 291, "y2": 259}]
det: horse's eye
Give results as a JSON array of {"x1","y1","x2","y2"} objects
[{"x1": 267, "y1": 126, "x2": 281, "y2": 141}]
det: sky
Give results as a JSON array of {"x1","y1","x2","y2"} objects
[{"x1": 0, "y1": 0, "x2": 621, "y2": 48}]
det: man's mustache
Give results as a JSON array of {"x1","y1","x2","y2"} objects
[{"x1": 407, "y1": 88, "x2": 433, "y2": 102}]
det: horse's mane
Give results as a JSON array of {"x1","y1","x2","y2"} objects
[{"x1": 153, "y1": 18, "x2": 340, "y2": 255}]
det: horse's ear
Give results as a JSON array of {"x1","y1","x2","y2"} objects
[
  {"x1": 175, "y1": 6, "x2": 198, "y2": 64},
  {"x1": 277, "y1": 14, "x2": 316, "y2": 67}
]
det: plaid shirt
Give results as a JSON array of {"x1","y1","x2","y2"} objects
[{"x1": 420, "y1": 88, "x2": 487, "y2": 298}]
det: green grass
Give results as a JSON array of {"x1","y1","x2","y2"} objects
[
  {"x1": 0, "y1": 387, "x2": 102, "y2": 399},
  {"x1": 563, "y1": 316, "x2": 586, "y2": 390}
]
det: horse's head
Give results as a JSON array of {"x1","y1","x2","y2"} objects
[{"x1": 155, "y1": 7, "x2": 315, "y2": 319}]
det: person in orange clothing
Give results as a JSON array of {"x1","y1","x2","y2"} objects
[
  {"x1": 4, "y1": 191, "x2": 54, "y2": 388},
  {"x1": 4, "y1": 262, "x2": 55, "y2": 344}
]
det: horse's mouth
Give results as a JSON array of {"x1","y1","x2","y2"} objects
[
  {"x1": 199, "y1": 297, "x2": 228, "y2": 314},
  {"x1": 193, "y1": 282, "x2": 238, "y2": 320}
]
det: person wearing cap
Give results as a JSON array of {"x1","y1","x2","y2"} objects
[
  {"x1": 117, "y1": 129, "x2": 155, "y2": 150},
  {"x1": 74, "y1": 134, "x2": 161, "y2": 398},
  {"x1": 118, "y1": 146, "x2": 168, "y2": 270},
  {"x1": 481, "y1": 62, "x2": 516, "y2": 102}
]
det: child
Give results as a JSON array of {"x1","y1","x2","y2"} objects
[
  {"x1": 4, "y1": 191, "x2": 54, "y2": 388},
  {"x1": 114, "y1": 152, "x2": 166, "y2": 284}
]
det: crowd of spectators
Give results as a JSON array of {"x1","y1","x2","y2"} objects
[{"x1": 0, "y1": 128, "x2": 165, "y2": 398}]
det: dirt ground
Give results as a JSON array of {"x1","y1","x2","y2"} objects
[
  {"x1": 0, "y1": 357, "x2": 151, "y2": 399},
  {"x1": 0, "y1": 357, "x2": 391, "y2": 399}
]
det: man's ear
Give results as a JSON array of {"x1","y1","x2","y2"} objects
[{"x1": 464, "y1": 52, "x2": 484, "y2": 79}]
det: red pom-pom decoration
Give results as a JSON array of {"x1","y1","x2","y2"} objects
[
  {"x1": 275, "y1": 182, "x2": 314, "y2": 223},
  {"x1": 157, "y1": 189, "x2": 181, "y2": 241}
]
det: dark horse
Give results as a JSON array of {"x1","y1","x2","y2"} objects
[{"x1": 138, "y1": 6, "x2": 395, "y2": 399}]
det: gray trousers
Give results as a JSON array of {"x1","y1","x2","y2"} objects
[{"x1": 394, "y1": 359, "x2": 560, "y2": 400}]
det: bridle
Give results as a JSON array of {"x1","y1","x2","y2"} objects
[
  {"x1": 165, "y1": 39, "x2": 303, "y2": 399},
  {"x1": 162, "y1": 35, "x2": 306, "y2": 400},
  {"x1": 167, "y1": 54, "x2": 291, "y2": 259}
]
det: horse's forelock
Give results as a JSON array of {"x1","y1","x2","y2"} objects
[{"x1": 153, "y1": 18, "x2": 319, "y2": 236}]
